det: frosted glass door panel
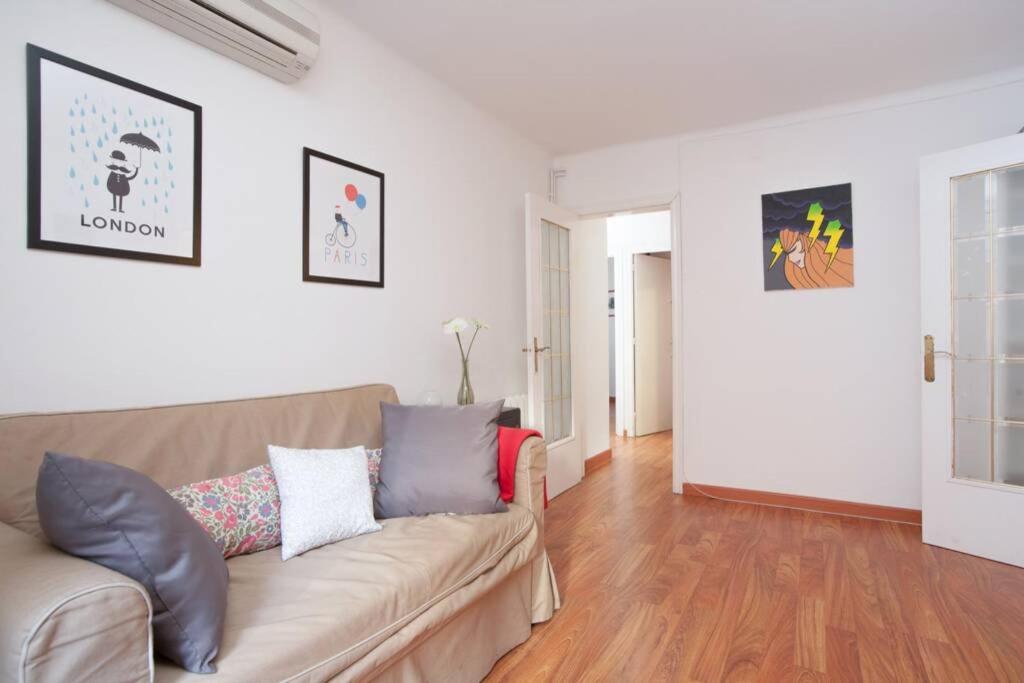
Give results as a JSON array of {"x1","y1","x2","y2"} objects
[
  {"x1": 950, "y1": 164, "x2": 1024, "y2": 486},
  {"x1": 542, "y1": 219, "x2": 572, "y2": 443}
]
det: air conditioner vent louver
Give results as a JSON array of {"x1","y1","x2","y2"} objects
[{"x1": 107, "y1": 0, "x2": 319, "y2": 83}]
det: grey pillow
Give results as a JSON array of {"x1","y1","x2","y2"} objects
[
  {"x1": 375, "y1": 401, "x2": 508, "y2": 518},
  {"x1": 36, "y1": 452, "x2": 228, "y2": 673}
]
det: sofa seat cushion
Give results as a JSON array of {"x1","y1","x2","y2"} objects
[{"x1": 153, "y1": 504, "x2": 537, "y2": 682}]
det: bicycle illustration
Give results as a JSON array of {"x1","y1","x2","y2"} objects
[{"x1": 326, "y1": 205, "x2": 357, "y2": 248}]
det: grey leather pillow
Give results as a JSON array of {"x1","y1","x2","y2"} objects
[
  {"x1": 36, "y1": 452, "x2": 228, "y2": 673},
  {"x1": 375, "y1": 401, "x2": 508, "y2": 518}
]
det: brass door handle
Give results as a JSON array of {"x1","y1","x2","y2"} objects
[
  {"x1": 923, "y1": 334, "x2": 952, "y2": 383},
  {"x1": 924, "y1": 335, "x2": 935, "y2": 382},
  {"x1": 521, "y1": 337, "x2": 551, "y2": 373}
]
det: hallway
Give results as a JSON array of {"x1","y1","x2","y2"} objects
[{"x1": 486, "y1": 429, "x2": 1024, "y2": 681}]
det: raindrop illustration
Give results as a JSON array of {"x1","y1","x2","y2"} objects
[
  {"x1": 168, "y1": 128, "x2": 173, "y2": 137},
  {"x1": 154, "y1": 177, "x2": 159, "y2": 185},
  {"x1": 144, "y1": 178, "x2": 149, "y2": 186},
  {"x1": 80, "y1": 123, "x2": 85, "y2": 133},
  {"x1": 156, "y1": 131, "x2": 161, "y2": 139},
  {"x1": 80, "y1": 184, "x2": 84, "y2": 192},
  {"x1": 104, "y1": 132, "x2": 109, "y2": 142},
  {"x1": 84, "y1": 198, "x2": 90, "y2": 209},
  {"x1": 128, "y1": 107, "x2": 133, "y2": 116},
  {"x1": 164, "y1": 191, "x2": 168, "y2": 198},
  {"x1": 69, "y1": 143, "x2": 75, "y2": 153},
  {"x1": 74, "y1": 97, "x2": 79, "y2": 105},
  {"x1": 80, "y1": 108, "x2": 85, "y2": 116},
  {"x1": 97, "y1": 137, "x2": 104, "y2": 149},
  {"x1": 160, "y1": 117, "x2": 164, "y2": 125},
  {"x1": 92, "y1": 151, "x2": 97, "y2": 162},
  {"x1": 84, "y1": 139, "x2": 90, "y2": 148},
  {"x1": 112, "y1": 122, "x2": 118, "y2": 134},
  {"x1": 84, "y1": 93, "x2": 88, "y2": 100},
  {"x1": 171, "y1": 180, "x2": 176, "y2": 189},
  {"x1": 153, "y1": 161, "x2": 158, "y2": 169},
  {"x1": 164, "y1": 206, "x2": 169, "y2": 214},
  {"x1": 112, "y1": 106, "x2": 117, "y2": 115},
  {"x1": 69, "y1": 167, "x2": 76, "y2": 179},
  {"x1": 143, "y1": 120, "x2": 148, "y2": 128},
  {"x1": 68, "y1": 107, "x2": 74, "y2": 117},
  {"x1": 93, "y1": 175, "x2": 99, "y2": 186},
  {"x1": 70, "y1": 126, "x2": 75, "y2": 136},
  {"x1": 167, "y1": 143, "x2": 173, "y2": 153},
  {"x1": 153, "y1": 194, "x2": 158, "y2": 204},
  {"x1": 135, "y1": 120, "x2": 140, "y2": 128},
  {"x1": 101, "y1": 115, "x2": 107, "y2": 124},
  {"x1": 142, "y1": 199, "x2": 147, "y2": 207},
  {"x1": 91, "y1": 104, "x2": 96, "y2": 114},
  {"x1": 168, "y1": 161, "x2": 174, "y2": 171},
  {"x1": 152, "y1": 116, "x2": 157, "y2": 126}
]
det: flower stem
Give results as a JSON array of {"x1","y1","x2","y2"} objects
[
  {"x1": 465, "y1": 327, "x2": 480, "y2": 361},
  {"x1": 456, "y1": 331, "x2": 467, "y2": 362}
]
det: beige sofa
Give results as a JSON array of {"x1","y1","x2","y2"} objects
[{"x1": 0, "y1": 384, "x2": 559, "y2": 682}]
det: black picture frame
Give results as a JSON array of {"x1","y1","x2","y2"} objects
[
  {"x1": 27, "y1": 44, "x2": 202, "y2": 266},
  {"x1": 302, "y1": 147, "x2": 385, "y2": 288}
]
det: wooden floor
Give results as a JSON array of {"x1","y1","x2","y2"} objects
[{"x1": 486, "y1": 429, "x2": 1024, "y2": 681}]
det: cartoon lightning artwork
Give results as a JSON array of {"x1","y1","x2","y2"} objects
[
  {"x1": 823, "y1": 219, "x2": 845, "y2": 269},
  {"x1": 805, "y1": 202, "x2": 824, "y2": 251},
  {"x1": 769, "y1": 237, "x2": 784, "y2": 269}
]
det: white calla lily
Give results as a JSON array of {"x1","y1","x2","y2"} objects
[{"x1": 442, "y1": 317, "x2": 470, "y2": 334}]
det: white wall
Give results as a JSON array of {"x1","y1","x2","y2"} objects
[
  {"x1": 0, "y1": 1, "x2": 549, "y2": 414},
  {"x1": 575, "y1": 218, "x2": 610, "y2": 461},
  {"x1": 556, "y1": 73, "x2": 1024, "y2": 509},
  {"x1": 607, "y1": 211, "x2": 671, "y2": 436}
]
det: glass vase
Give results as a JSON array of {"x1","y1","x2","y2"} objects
[{"x1": 457, "y1": 359, "x2": 475, "y2": 405}]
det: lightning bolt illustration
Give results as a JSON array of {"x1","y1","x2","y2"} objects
[
  {"x1": 805, "y1": 202, "x2": 824, "y2": 251},
  {"x1": 769, "y1": 237, "x2": 784, "y2": 269},
  {"x1": 823, "y1": 219, "x2": 845, "y2": 270}
]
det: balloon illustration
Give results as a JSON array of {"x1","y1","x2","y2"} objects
[
  {"x1": 345, "y1": 184, "x2": 358, "y2": 201},
  {"x1": 356, "y1": 194, "x2": 366, "y2": 209}
]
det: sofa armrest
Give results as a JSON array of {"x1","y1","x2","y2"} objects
[
  {"x1": 0, "y1": 522, "x2": 152, "y2": 683},
  {"x1": 512, "y1": 435, "x2": 547, "y2": 534}
]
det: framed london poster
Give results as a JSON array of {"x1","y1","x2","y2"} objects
[
  {"x1": 27, "y1": 44, "x2": 202, "y2": 266},
  {"x1": 303, "y1": 147, "x2": 384, "y2": 287}
]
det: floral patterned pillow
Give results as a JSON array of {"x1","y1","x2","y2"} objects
[
  {"x1": 169, "y1": 449, "x2": 385, "y2": 559},
  {"x1": 366, "y1": 448, "x2": 382, "y2": 494},
  {"x1": 168, "y1": 464, "x2": 281, "y2": 559}
]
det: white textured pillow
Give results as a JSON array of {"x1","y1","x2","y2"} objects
[{"x1": 267, "y1": 445, "x2": 382, "y2": 561}]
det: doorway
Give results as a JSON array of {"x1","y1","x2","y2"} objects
[
  {"x1": 606, "y1": 210, "x2": 673, "y2": 440},
  {"x1": 524, "y1": 193, "x2": 683, "y2": 496}
]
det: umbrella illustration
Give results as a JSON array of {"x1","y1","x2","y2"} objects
[{"x1": 119, "y1": 132, "x2": 160, "y2": 167}]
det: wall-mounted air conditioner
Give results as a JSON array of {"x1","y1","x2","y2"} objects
[{"x1": 107, "y1": 0, "x2": 320, "y2": 83}]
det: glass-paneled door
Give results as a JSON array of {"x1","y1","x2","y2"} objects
[
  {"x1": 921, "y1": 134, "x2": 1024, "y2": 568},
  {"x1": 524, "y1": 193, "x2": 583, "y2": 499}
]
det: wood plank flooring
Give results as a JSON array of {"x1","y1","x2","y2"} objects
[{"x1": 486, "y1": 430, "x2": 1024, "y2": 681}]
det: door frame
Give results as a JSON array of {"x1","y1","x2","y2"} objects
[{"x1": 573, "y1": 193, "x2": 684, "y2": 493}]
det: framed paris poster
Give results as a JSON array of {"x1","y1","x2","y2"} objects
[
  {"x1": 27, "y1": 44, "x2": 202, "y2": 266},
  {"x1": 303, "y1": 147, "x2": 385, "y2": 287}
]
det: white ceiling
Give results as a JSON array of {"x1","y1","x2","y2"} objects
[{"x1": 337, "y1": 0, "x2": 1024, "y2": 154}]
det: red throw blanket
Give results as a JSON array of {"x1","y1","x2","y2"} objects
[{"x1": 497, "y1": 426, "x2": 548, "y2": 509}]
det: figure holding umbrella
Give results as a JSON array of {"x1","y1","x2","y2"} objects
[{"x1": 104, "y1": 132, "x2": 159, "y2": 213}]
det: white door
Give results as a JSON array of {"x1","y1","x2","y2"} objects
[
  {"x1": 633, "y1": 254, "x2": 673, "y2": 436},
  {"x1": 921, "y1": 133, "x2": 1024, "y2": 568},
  {"x1": 524, "y1": 192, "x2": 583, "y2": 498}
]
